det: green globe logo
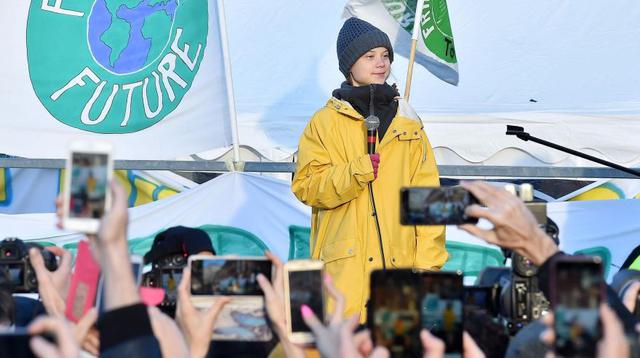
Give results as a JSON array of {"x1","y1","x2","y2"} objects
[{"x1": 27, "y1": 0, "x2": 208, "y2": 134}]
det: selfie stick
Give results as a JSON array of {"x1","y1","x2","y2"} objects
[
  {"x1": 366, "y1": 87, "x2": 387, "y2": 270},
  {"x1": 506, "y1": 125, "x2": 640, "y2": 178},
  {"x1": 403, "y1": 0, "x2": 426, "y2": 101}
]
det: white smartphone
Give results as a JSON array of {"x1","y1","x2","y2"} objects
[
  {"x1": 189, "y1": 255, "x2": 273, "y2": 342},
  {"x1": 63, "y1": 140, "x2": 113, "y2": 234},
  {"x1": 284, "y1": 259, "x2": 325, "y2": 345},
  {"x1": 96, "y1": 255, "x2": 144, "y2": 314}
]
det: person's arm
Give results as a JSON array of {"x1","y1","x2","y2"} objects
[
  {"x1": 459, "y1": 181, "x2": 559, "y2": 266},
  {"x1": 176, "y1": 266, "x2": 229, "y2": 358},
  {"x1": 95, "y1": 182, "x2": 140, "y2": 310},
  {"x1": 28, "y1": 247, "x2": 73, "y2": 317},
  {"x1": 292, "y1": 113, "x2": 374, "y2": 210},
  {"x1": 411, "y1": 130, "x2": 447, "y2": 270},
  {"x1": 256, "y1": 252, "x2": 305, "y2": 358}
]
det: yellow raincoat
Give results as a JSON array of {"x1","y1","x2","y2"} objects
[{"x1": 292, "y1": 97, "x2": 447, "y2": 319}]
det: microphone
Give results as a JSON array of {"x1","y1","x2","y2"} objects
[{"x1": 365, "y1": 115, "x2": 380, "y2": 154}]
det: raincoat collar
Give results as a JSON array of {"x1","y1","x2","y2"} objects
[{"x1": 326, "y1": 97, "x2": 424, "y2": 149}]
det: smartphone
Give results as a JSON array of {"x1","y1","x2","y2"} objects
[
  {"x1": 550, "y1": 256, "x2": 604, "y2": 357},
  {"x1": 284, "y1": 259, "x2": 325, "y2": 345},
  {"x1": 96, "y1": 255, "x2": 143, "y2": 314},
  {"x1": 368, "y1": 269, "x2": 422, "y2": 357},
  {"x1": 189, "y1": 255, "x2": 273, "y2": 342},
  {"x1": 65, "y1": 240, "x2": 100, "y2": 323},
  {"x1": 63, "y1": 140, "x2": 113, "y2": 234},
  {"x1": 419, "y1": 272, "x2": 464, "y2": 356},
  {"x1": 400, "y1": 187, "x2": 479, "y2": 226},
  {"x1": 0, "y1": 328, "x2": 55, "y2": 358}
]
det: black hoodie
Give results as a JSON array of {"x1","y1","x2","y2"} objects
[{"x1": 332, "y1": 82, "x2": 399, "y2": 141}]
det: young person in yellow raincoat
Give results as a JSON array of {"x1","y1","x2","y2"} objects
[{"x1": 292, "y1": 17, "x2": 447, "y2": 321}]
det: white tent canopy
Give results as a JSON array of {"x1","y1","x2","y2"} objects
[
  {"x1": 216, "y1": 0, "x2": 640, "y2": 168},
  {"x1": 1, "y1": 172, "x2": 637, "y2": 279},
  {"x1": 0, "y1": 172, "x2": 310, "y2": 260}
]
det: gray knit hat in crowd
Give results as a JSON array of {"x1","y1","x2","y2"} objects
[{"x1": 336, "y1": 17, "x2": 394, "y2": 78}]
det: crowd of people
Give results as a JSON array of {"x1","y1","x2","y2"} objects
[{"x1": 0, "y1": 180, "x2": 638, "y2": 357}]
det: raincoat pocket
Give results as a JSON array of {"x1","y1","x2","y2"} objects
[{"x1": 320, "y1": 238, "x2": 357, "y2": 264}]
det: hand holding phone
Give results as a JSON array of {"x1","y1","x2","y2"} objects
[
  {"x1": 189, "y1": 255, "x2": 273, "y2": 341},
  {"x1": 63, "y1": 140, "x2": 113, "y2": 234},
  {"x1": 175, "y1": 264, "x2": 230, "y2": 358},
  {"x1": 551, "y1": 256, "x2": 604, "y2": 357},
  {"x1": 401, "y1": 186, "x2": 479, "y2": 226},
  {"x1": 284, "y1": 259, "x2": 325, "y2": 345}
]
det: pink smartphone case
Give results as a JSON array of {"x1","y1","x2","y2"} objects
[{"x1": 65, "y1": 240, "x2": 101, "y2": 322}]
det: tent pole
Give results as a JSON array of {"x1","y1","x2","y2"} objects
[
  {"x1": 216, "y1": 0, "x2": 241, "y2": 163},
  {"x1": 403, "y1": 0, "x2": 425, "y2": 101}
]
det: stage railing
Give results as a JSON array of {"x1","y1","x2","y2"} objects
[{"x1": 1, "y1": 158, "x2": 639, "y2": 178}]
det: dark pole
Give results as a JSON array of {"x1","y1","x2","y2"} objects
[{"x1": 506, "y1": 125, "x2": 640, "y2": 179}]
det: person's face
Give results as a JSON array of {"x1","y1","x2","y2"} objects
[{"x1": 349, "y1": 47, "x2": 391, "y2": 86}]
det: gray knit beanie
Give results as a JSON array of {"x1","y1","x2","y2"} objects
[{"x1": 337, "y1": 17, "x2": 394, "y2": 78}]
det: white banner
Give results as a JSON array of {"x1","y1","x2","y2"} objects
[{"x1": 0, "y1": 0, "x2": 232, "y2": 160}]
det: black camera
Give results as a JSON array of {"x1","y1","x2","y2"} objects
[
  {"x1": 473, "y1": 218, "x2": 557, "y2": 335},
  {"x1": 140, "y1": 226, "x2": 216, "y2": 317},
  {"x1": 499, "y1": 253, "x2": 550, "y2": 334},
  {"x1": 142, "y1": 253, "x2": 187, "y2": 314},
  {"x1": 0, "y1": 238, "x2": 58, "y2": 293}
]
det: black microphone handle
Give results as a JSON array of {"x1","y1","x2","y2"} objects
[{"x1": 367, "y1": 129, "x2": 377, "y2": 154}]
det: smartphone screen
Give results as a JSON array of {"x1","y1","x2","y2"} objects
[
  {"x1": 191, "y1": 259, "x2": 272, "y2": 296},
  {"x1": 289, "y1": 269, "x2": 323, "y2": 334},
  {"x1": 369, "y1": 269, "x2": 422, "y2": 357},
  {"x1": 69, "y1": 152, "x2": 109, "y2": 219},
  {"x1": 420, "y1": 273, "x2": 464, "y2": 354},
  {"x1": 553, "y1": 260, "x2": 603, "y2": 357},
  {"x1": 161, "y1": 268, "x2": 183, "y2": 302},
  {"x1": 400, "y1": 187, "x2": 479, "y2": 225}
]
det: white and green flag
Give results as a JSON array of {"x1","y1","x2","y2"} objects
[
  {"x1": 344, "y1": 0, "x2": 459, "y2": 85},
  {"x1": 0, "y1": 0, "x2": 233, "y2": 159}
]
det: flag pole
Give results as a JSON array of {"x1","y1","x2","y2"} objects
[
  {"x1": 216, "y1": 0, "x2": 241, "y2": 163},
  {"x1": 404, "y1": 0, "x2": 425, "y2": 101}
]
